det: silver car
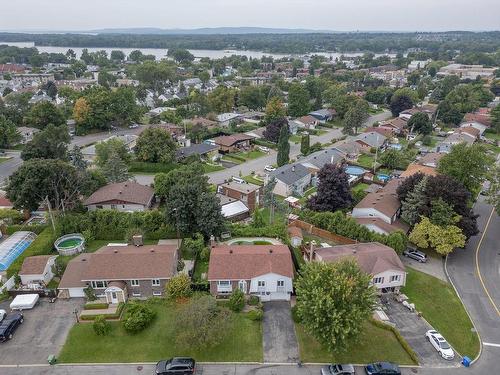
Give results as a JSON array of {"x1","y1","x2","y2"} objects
[
  {"x1": 321, "y1": 363, "x2": 355, "y2": 375},
  {"x1": 403, "y1": 248, "x2": 427, "y2": 263}
]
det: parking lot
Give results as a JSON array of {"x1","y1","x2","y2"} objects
[
  {"x1": 384, "y1": 299, "x2": 461, "y2": 368},
  {"x1": 0, "y1": 298, "x2": 83, "y2": 365}
]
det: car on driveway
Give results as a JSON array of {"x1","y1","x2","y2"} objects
[
  {"x1": 425, "y1": 330, "x2": 455, "y2": 360},
  {"x1": 403, "y1": 248, "x2": 427, "y2": 263},
  {"x1": 129, "y1": 124, "x2": 139, "y2": 129},
  {"x1": 0, "y1": 309, "x2": 6, "y2": 322},
  {"x1": 0, "y1": 312, "x2": 23, "y2": 342},
  {"x1": 321, "y1": 363, "x2": 355, "y2": 375},
  {"x1": 365, "y1": 362, "x2": 401, "y2": 375},
  {"x1": 264, "y1": 165, "x2": 276, "y2": 172},
  {"x1": 155, "y1": 357, "x2": 196, "y2": 374}
]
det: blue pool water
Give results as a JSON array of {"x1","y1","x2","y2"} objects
[
  {"x1": 345, "y1": 166, "x2": 366, "y2": 176},
  {"x1": 0, "y1": 239, "x2": 34, "y2": 271},
  {"x1": 377, "y1": 174, "x2": 390, "y2": 182},
  {"x1": 388, "y1": 144, "x2": 403, "y2": 150}
]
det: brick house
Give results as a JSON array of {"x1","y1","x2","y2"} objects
[
  {"x1": 84, "y1": 181, "x2": 155, "y2": 212},
  {"x1": 217, "y1": 181, "x2": 262, "y2": 212},
  {"x1": 58, "y1": 243, "x2": 178, "y2": 302}
]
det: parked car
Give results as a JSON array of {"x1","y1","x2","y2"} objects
[
  {"x1": 231, "y1": 176, "x2": 245, "y2": 184},
  {"x1": 155, "y1": 357, "x2": 196, "y2": 375},
  {"x1": 321, "y1": 363, "x2": 355, "y2": 375},
  {"x1": 365, "y1": 362, "x2": 400, "y2": 375},
  {"x1": 264, "y1": 165, "x2": 276, "y2": 172},
  {"x1": 0, "y1": 309, "x2": 6, "y2": 322},
  {"x1": 425, "y1": 330, "x2": 455, "y2": 360},
  {"x1": 129, "y1": 124, "x2": 139, "y2": 129},
  {"x1": 403, "y1": 248, "x2": 427, "y2": 263},
  {"x1": 0, "y1": 312, "x2": 23, "y2": 342},
  {"x1": 258, "y1": 146, "x2": 270, "y2": 153}
]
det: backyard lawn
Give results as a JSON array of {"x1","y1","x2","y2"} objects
[
  {"x1": 352, "y1": 182, "x2": 369, "y2": 193},
  {"x1": 295, "y1": 320, "x2": 416, "y2": 364},
  {"x1": 356, "y1": 154, "x2": 376, "y2": 170},
  {"x1": 243, "y1": 174, "x2": 264, "y2": 186},
  {"x1": 401, "y1": 268, "x2": 480, "y2": 359},
  {"x1": 58, "y1": 301, "x2": 263, "y2": 363},
  {"x1": 233, "y1": 150, "x2": 266, "y2": 160},
  {"x1": 192, "y1": 259, "x2": 208, "y2": 281}
]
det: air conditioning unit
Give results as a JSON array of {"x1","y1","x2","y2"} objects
[{"x1": 132, "y1": 235, "x2": 143, "y2": 247}]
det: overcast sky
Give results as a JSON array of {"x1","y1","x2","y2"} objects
[{"x1": 2, "y1": 0, "x2": 500, "y2": 32}]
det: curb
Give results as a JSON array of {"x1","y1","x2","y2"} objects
[{"x1": 444, "y1": 253, "x2": 483, "y2": 365}]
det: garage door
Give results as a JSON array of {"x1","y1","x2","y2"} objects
[
  {"x1": 269, "y1": 292, "x2": 290, "y2": 301},
  {"x1": 68, "y1": 288, "x2": 85, "y2": 297}
]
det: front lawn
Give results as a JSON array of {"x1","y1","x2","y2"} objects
[
  {"x1": 243, "y1": 175, "x2": 264, "y2": 186},
  {"x1": 290, "y1": 134, "x2": 302, "y2": 143},
  {"x1": 58, "y1": 301, "x2": 263, "y2": 363},
  {"x1": 295, "y1": 320, "x2": 415, "y2": 364},
  {"x1": 202, "y1": 163, "x2": 225, "y2": 173},
  {"x1": 233, "y1": 150, "x2": 266, "y2": 160},
  {"x1": 401, "y1": 268, "x2": 480, "y2": 359}
]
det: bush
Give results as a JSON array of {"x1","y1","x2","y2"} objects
[
  {"x1": 228, "y1": 289, "x2": 245, "y2": 312},
  {"x1": 165, "y1": 274, "x2": 192, "y2": 300},
  {"x1": 247, "y1": 295, "x2": 260, "y2": 306},
  {"x1": 93, "y1": 315, "x2": 111, "y2": 336},
  {"x1": 422, "y1": 135, "x2": 433, "y2": 146},
  {"x1": 128, "y1": 161, "x2": 178, "y2": 174},
  {"x1": 370, "y1": 319, "x2": 419, "y2": 364},
  {"x1": 122, "y1": 303, "x2": 156, "y2": 333},
  {"x1": 199, "y1": 247, "x2": 210, "y2": 262},
  {"x1": 124, "y1": 226, "x2": 144, "y2": 243},
  {"x1": 247, "y1": 309, "x2": 263, "y2": 321},
  {"x1": 0, "y1": 209, "x2": 23, "y2": 225},
  {"x1": 291, "y1": 305, "x2": 301, "y2": 323},
  {"x1": 177, "y1": 259, "x2": 185, "y2": 272},
  {"x1": 84, "y1": 302, "x2": 109, "y2": 310},
  {"x1": 84, "y1": 285, "x2": 97, "y2": 301}
]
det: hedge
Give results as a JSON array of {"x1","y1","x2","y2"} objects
[
  {"x1": 128, "y1": 161, "x2": 179, "y2": 174},
  {"x1": 370, "y1": 318, "x2": 420, "y2": 365},
  {"x1": 253, "y1": 138, "x2": 278, "y2": 150},
  {"x1": 80, "y1": 303, "x2": 125, "y2": 321},
  {"x1": 7, "y1": 226, "x2": 59, "y2": 278},
  {"x1": 5, "y1": 224, "x2": 48, "y2": 235},
  {"x1": 84, "y1": 302, "x2": 109, "y2": 310}
]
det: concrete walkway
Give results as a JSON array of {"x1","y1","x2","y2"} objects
[
  {"x1": 262, "y1": 301, "x2": 299, "y2": 363},
  {"x1": 80, "y1": 305, "x2": 118, "y2": 318}
]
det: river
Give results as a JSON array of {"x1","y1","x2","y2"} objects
[{"x1": 2, "y1": 41, "x2": 395, "y2": 60}]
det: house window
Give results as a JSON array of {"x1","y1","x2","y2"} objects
[
  {"x1": 96, "y1": 205, "x2": 103, "y2": 209},
  {"x1": 218, "y1": 280, "x2": 230, "y2": 286},
  {"x1": 91, "y1": 281, "x2": 107, "y2": 289},
  {"x1": 257, "y1": 281, "x2": 265, "y2": 288},
  {"x1": 153, "y1": 291, "x2": 162, "y2": 296},
  {"x1": 277, "y1": 280, "x2": 285, "y2": 287},
  {"x1": 131, "y1": 280, "x2": 140, "y2": 287},
  {"x1": 238, "y1": 280, "x2": 247, "y2": 292},
  {"x1": 152, "y1": 279, "x2": 161, "y2": 286},
  {"x1": 110, "y1": 204, "x2": 117, "y2": 209},
  {"x1": 132, "y1": 292, "x2": 141, "y2": 297},
  {"x1": 217, "y1": 280, "x2": 232, "y2": 293},
  {"x1": 390, "y1": 275, "x2": 401, "y2": 283},
  {"x1": 373, "y1": 277, "x2": 384, "y2": 284}
]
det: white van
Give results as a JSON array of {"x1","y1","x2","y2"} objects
[{"x1": 231, "y1": 176, "x2": 245, "y2": 184}]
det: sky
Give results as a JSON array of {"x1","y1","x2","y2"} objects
[{"x1": 2, "y1": 0, "x2": 500, "y2": 32}]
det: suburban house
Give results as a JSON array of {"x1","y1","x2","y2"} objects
[
  {"x1": 312, "y1": 242, "x2": 406, "y2": 293},
  {"x1": 17, "y1": 126, "x2": 40, "y2": 144},
  {"x1": 380, "y1": 118, "x2": 407, "y2": 135},
  {"x1": 293, "y1": 115, "x2": 319, "y2": 130},
  {"x1": 0, "y1": 195, "x2": 13, "y2": 209},
  {"x1": 185, "y1": 117, "x2": 217, "y2": 130},
  {"x1": 217, "y1": 195, "x2": 250, "y2": 221},
  {"x1": 207, "y1": 244, "x2": 294, "y2": 301},
  {"x1": 175, "y1": 143, "x2": 219, "y2": 162},
  {"x1": 352, "y1": 179, "x2": 408, "y2": 234},
  {"x1": 58, "y1": 243, "x2": 178, "y2": 301},
  {"x1": 217, "y1": 181, "x2": 262, "y2": 212},
  {"x1": 399, "y1": 104, "x2": 438, "y2": 122},
  {"x1": 364, "y1": 126, "x2": 394, "y2": 138},
  {"x1": 400, "y1": 163, "x2": 438, "y2": 178},
  {"x1": 19, "y1": 255, "x2": 57, "y2": 286},
  {"x1": 267, "y1": 163, "x2": 312, "y2": 197},
  {"x1": 417, "y1": 152, "x2": 444, "y2": 169},
  {"x1": 300, "y1": 148, "x2": 345, "y2": 184},
  {"x1": 354, "y1": 132, "x2": 388, "y2": 151},
  {"x1": 84, "y1": 181, "x2": 155, "y2": 212},
  {"x1": 335, "y1": 140, "x2": 364, "y2": 159},
  {"x1": 216, "y1": 112, "x2": 242, "y2": 127},
  {"x1": 212, "y1": 134, "x2": 254, "y2": 153},
  {"x1": 309, "y1": 108, "x2": 336, "y2": 123},
  {"x1": 461, "y1": 112, "x2": 491, "y2": 135},
  {"x1": 437, "y1": 129, "x2": 476, "y2": 153}
]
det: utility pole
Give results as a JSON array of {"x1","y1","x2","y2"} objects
[{"x1": 45, "y1": 196, "x2": 56, "y2": 232}]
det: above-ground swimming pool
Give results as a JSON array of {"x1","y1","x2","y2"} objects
[
  {"x1": 377, "y1": 174, "x2": 390, "y2": 182},
  {"x1": 54, "y1": 233, "x2": 85, "y2": 256},
  {"x1": 345, "y1": 166, "x2": 366, "y2": 176}
]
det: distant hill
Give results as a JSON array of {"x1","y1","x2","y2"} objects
[{"x1": 88, "y1": 27, "x2": 337, "y2": 35}]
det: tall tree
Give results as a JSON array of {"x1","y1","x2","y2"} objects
[
  {"x1": 390, "y1": 87, "x2": 418, "y2": 116},
  {"x1": 263, "y1": 118, "x2": 288, "y2": 143},
  {"x1": 401, "y1": 176, "x2": 428, "y2": 225},
  {"x1": 295, "y1": 260, "x2": 376, "y2": 352},
  {"x1": 134, "y1": 127, "x2": 177, "y2": 164},
  {"x1": 101, "y1": 151, "x2": 131, "y2": 183},
  {"x1": 409, "y1": 217, "x2": 466, "y2": 255},
  {"x1": 95, "y1": 138, "x2": 131, "y2": 167},
  {"x1": 288, "y1": 83, "x2": 310, "y2": 117},
  {"x1": 307, "y1": 163, "x2": 353, "y2": 212},
  {"x1": 343, "y1": 100, "x2": 369, "y2": 135},
  {"x1": 407, "y1": 112, "x2": 432, "y2": 135},
  {"x1": 24, "y1": 101, "x2": 65, "y2": 129},
  {"x1": 238, "y1": 86, "x2": 266, "y2": 110},
  {"x1": 68, "y1": 145, "x2": 87, "y2": 171},
  {"x1": 264, "y1": 97, "x2": 286, "y2": 125},
  {"x1": 0, "y1": 115, "x2": 21, "y2": 148},
  {"x1": 276, "y1": 123, "x2": 290, "y2": 167},
  {"x1": 300, "y1": 133, "x2": 310, "y2": 155},
  {"x1": 445, "y1": 84, "x2": 481, "y2": 114},
  {"x1": 437, "y1": 100, "x2": 464, "y2": 126},
  {"x1": 491, "y1": 105, "x2": 500, "y2": 134},
  {"x1": 21, "y1": 124, "x2": 70, "y2": 161},
  {"x1": 207, "y1": 86, "x2": 236, "y2": 113}
]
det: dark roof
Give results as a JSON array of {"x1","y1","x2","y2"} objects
[
  {"x1": 176, "y1": 143, "x2": 219, "y2": 159},
  {"x1": 84, "y1": 181, "x2": 154, "y2": 207},
  {"x1": 270, "y1": 163, "x2": 310, "y2": 186},
  {"x1": 300, "y1": 148, "x2": 345, "y2": 170},
  {"x1": 20, "y1": 255, "x2": 55, "y2": 275},
  {"x1": 213, "y1": 134, "x2": 254, "y2": 147}
]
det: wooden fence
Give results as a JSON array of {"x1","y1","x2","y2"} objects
[{"x1": 289, "y1": 219, "x2": 356, "y2": 245}]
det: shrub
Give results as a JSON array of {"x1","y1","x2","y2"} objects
[
  {"x1": 247, "y1": 309, "x2": 263, "y2": 321},
  {"x1": 124, "y1": 226, "x2": 144, "y2": 243},
  {"x1": 122, "y1": 303, "x2": 156, "y2": 333},
  {"x1": 291, "y1": 305, "x2": 301, "y2": 323},
  {"x1": 84, "y1": 286, "x2": 97, "y2": 301},
  {"x1": 422, "y1": 135, "x2": 433, "y2": 146},
  {"x1": 84, "y1": 302, "x2": 109, "y2": 310},
  {"x1": 199, "y1": 247, "x2": 210, "y2": 262},
  {"x1": 247, "y1": 295, "x2": 260, "y2": 306},
  {"x1": 165, "y1": 274, "x2": 192, "y2": 300},
  {"x1": 93, "y1": 315, "x2": 111, "y2": 336},
  {"x1": 228, "y1": 289, "x2": 245, "y2": 312},
  {"x1": 177, "y1": 259, "x2": 185, "y2": 272}
]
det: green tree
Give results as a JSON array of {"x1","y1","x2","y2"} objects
[
  {"x1": 134, "y1": 127, "x2": 177, "y2": 164},
  {"x1": 343, "y1": 100, "x2": 369, "y2": 135},
  {"x1": 168, "y1": 48, "x2": 195, "y2": 64},
  {"x1": 24, "y1": 101, "x2": 65, "y2": 129},
  {"x1": 0, "y1": 115, "x2": 21, "y2": 147},
  {"x1": 437, "y1": 100, "x2": 464, "y2": 126},
  {"x1": 401, "y1": 176, "x2": 428, "y2": 225},
  {"x1": 379, "y1": 149, "x2": 405, "y2": 169},
  {"x1": 407, "y1": 112, "x2": 432, "y2": 135},
  {"x1": 93, "y1": 315, "x2": 111, "y2": 336},
  {"x1": 238, "y1": 86, "x2": 266, "y2": 110},
  {"x1": 122, "y1": 302, "x2": 156, "y2": 333},
  {"x1": 252, "y1": 209, "x2": 265, "y2": 228},
  {"x1": 300, "y1": 133, "x2": 310, "y2": 155},
  {"x1": 430, "y1": 198, "x2": 458, "y2": 227},
  {"x1": 437, "y1": 143, "x2": 492, "y2": 195},
  {"x1": 68, "y1": 145, "x2": 88, "y2": 171},
  {"x1": 295, "y1": 260, "x2": 376, "y2": 352},
  {"x1": 101, "y1": 151, "x2": 131, "y2": 183},
  {"x1": 390, "y1": 87, "x2": 418, "y2": 116},
  {"x1": 445, "y1": 84, "x2": 481, "y2": 114},
  {"x1": 491, "y1": 105, "x2": 500, "y2": 133},
  {"x1": 288, "y1": 83, "x2": 310, "y2": 117},
  {"x1": 264, "y1": 97, "x2": 286, "y2": 124},
  {"x1": 21, "y1": 124, "x2": 70, "y2": 161},
  {"x1": 409, "y1": 217, "x2": 466, "y2": 255},
  {"x1": 95, "y1": 137, "x2": 131, "y2": 167},
  {"x1": 165, "y1": 274, "x2": 192, "y2": 301},
  {"x1": 276, "y1": 123, "x2": 290, "y2": 167},
  {"x1": 208, "y1": 86, "x2": 236, "y2": 113},
  {"x1": 228, "y1": 289, "x2": 245, "y2": 312},
  {"x1": 110, "y1": 50, "x2": 125, "y2": 62},
  {"x1": 97, "y1": 70, "x2": 116, "y2": 88}
]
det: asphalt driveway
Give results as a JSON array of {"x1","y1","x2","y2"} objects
[
  {"x1": 0, "y1": 298, "x2": 83, "y2": 365},
  {"x1": 384, "y1": 299, "x2": 461, "y2": 367},
  {"x1": 262, "y1": 301, "x2": 299, "y2": 363}
]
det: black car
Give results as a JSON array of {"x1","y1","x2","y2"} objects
[
  {"x1": 365, "y1": 362, "x2": 401, "y2": 375},
  {"x1": 0, "y1": 312, "x2": 24, "y2": 342},
  {"x1": 155, "y1": 357, "x2": 196, "y2": 375}
]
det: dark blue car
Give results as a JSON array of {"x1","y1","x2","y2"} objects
[{"x1": 365, "y1": 362, "x2": 401, "y2": 375}]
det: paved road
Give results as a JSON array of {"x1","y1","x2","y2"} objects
[{"x1": 0, "y1": 151, "x2": 22, "y2": 186}]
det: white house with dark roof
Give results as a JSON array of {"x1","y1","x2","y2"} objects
[{"x1": 266, "y1": 163, "x2": 312, "y2": 197}]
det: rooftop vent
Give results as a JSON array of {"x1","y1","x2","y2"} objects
[
  {"x1": 269, "y1": 249, "x2": 273, "y2": 254},
  {"x1": 114, "y1": 250, "x2": 118, "y2": 253},
  {"x1": 229, "y1": 249, "x2": 233, "y2": 254}
]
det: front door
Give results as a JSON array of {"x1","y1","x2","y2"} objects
[{"x1": 111, "y1": 291, "x2": 118, "y2": 304}]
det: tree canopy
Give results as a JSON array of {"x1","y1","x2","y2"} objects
[
  {"x1": 21, "y1": 124, "x2": 70, "y2": 161},
  {"x1": 307, "y1": 163, "x2": 353, "y2": 212},
  {"x1": 134, "y1": 127, "x2": 177, "y2": 164}
]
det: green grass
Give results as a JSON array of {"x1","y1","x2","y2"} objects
[
  {"x1": 290, "y1": 134, "x2": 302, "y2": 143},
  {"x1": 401, "y1": 268, "x2": 480, "y2": 358},
  {"x1": 295, "y1": 320, "x2": 415, "y2": 364},
  {"x1": 243, "y1": 175, "x2": 264, "y2": 186},
  {"x1": 193, "y1": 260, "x2": 208, "y2": 281},
  {"x1": 233, "y1": 150, "x2": 266, "y2": 160},
  {"x1": 260, "y1": 207, "x2": 286, "y2": 226},
  {"x1": 58, "y1": 301, "x2": 263, "y2": 363},
  {"x1": 222, "y1": 155, "x2": 244, "y2": 164},
  {"x1": 356, "y1": 154, "x2": 376, "y2": 169},
  {"x1": 352, "y1": 183, "x2": 369, "y2": 193},
  {"x1": 484, "y1": 130, "x2": 500, "y2": 142},
  {"x1": 202, "y1": 163, "x2": 225, "y2": 173},
  {"x1": 128, "y1": 161, "x2": 178, "y2": 174},
  {"x1": 0, "y1": 157, "x2": 11, "y2": 164},
  {"x1": 299, "y1": 187, "x2": 317, "y2": 204},
  {"x1": 46, "y1": 279, "x2": 59, "y2": 289}
]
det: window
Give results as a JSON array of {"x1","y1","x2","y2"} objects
[
  {"x1": 152, "y1": 279, "x2": 161, "y2": 286},
  {"x1": 217, "y1": 280, "x2": 230, "y2": 286},
  {"x1": 390, "y1": 275, "x2": 401, "y2": 283},
  {"x1": 277, "y1": 280, "x2": 285, "y2": 287},
  {"x1": 238, "y1": 280, "x2": 247, "y2": 292},
  {"x1": 373, "y1": 277, "x2": 384, "y2": 284},
  {"x1": 130, "y1": 280, "x2": 140, "y2": 287},
  {"x1": 110, "y1": 204, "x2": 117, "y2": 209},
  {"x1": 153, "y1": 291, "x2": 162, "y2": 296},
  {"x1": 96, "y1": 205, "x2": 103, "y2": 209},
  {"x1": 91, "y1": 281, "x2": 107, "y2": 289},
  {"x1": 132, "y1": 292, "x2": 141, "y2": 297},
  {"x1": 257, "y1": 281, "x2": 265, "y2": 287}
]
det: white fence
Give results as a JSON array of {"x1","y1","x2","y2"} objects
[{"x1": 0, "y1": 276, "x2": 15, "y2": 293}]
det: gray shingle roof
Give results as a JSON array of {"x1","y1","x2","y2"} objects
[
  {"x1": 270, "y1": 163, "x2": 310, "y2": 185},
  {"x1": 176, "y1": 143, "x2": 219, "y2": 159},
  {"x1": 300, "y1": 148, "x2": 344, "y2": 169}
]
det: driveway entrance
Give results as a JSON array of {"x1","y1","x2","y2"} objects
[{"x1": 262, "y1": 301, "x2": 299, "y2": 363}]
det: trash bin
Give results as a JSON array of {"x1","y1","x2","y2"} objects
[
  {"x1": 462, "y1": 356, "x2": 471, "y2": 367},
  {"x1": 47, "y1": 355, "x2": 57, "y2": 365}
]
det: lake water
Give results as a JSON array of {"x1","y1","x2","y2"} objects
[{"x1": 2, "y1": 41, "x2": 395, "y2": 60}]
